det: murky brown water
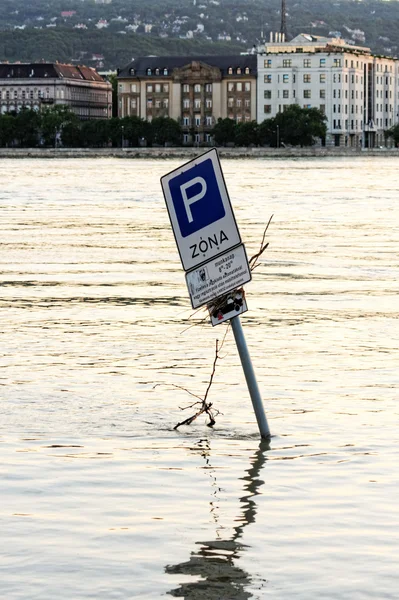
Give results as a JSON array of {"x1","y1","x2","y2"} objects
[{"x1": 1, "y1": 156, "x2": 398, "y2": 599}]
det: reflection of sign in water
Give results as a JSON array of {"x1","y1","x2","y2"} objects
[{"x1": 165, "y1": 440, "x2": 269, "y2": 599}]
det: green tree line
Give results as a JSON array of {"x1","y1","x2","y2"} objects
[{"x1": 0, "y1": 104, "x2": 327, "y2": 148}]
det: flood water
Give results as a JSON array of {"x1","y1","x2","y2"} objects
[{"x1": 1, "y1": 156, "x2": 398, "y2": 599}]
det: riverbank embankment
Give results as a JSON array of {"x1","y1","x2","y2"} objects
[{"x1": 1, "y1": 147, "x2": 398, "y2": 159}]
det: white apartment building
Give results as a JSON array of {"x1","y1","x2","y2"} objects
[{"x1": 257, "y1": 33, "x2": 399, "y2": 147}]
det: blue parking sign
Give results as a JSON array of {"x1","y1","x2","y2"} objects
[
  {"x1": 161, "y1": 149, "x2": 241, "y2": 271},
  {"x1": 168, "y1": 158, "x2": 226, "y2": 238}
]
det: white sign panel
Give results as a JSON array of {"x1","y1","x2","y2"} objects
[
  {"x1": 161, "y1": 148, "x2": 241, "y2": 271},
  {"x1": 185, "y1": 244, "x2": 251, "y2": 309},
  {"x1": 208, "y1": 289, "x2": 248, "y2": 327}
]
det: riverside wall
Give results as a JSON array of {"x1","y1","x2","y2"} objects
[{"x1": 0, "y1": 147, "x2": 398, "y2": 159}]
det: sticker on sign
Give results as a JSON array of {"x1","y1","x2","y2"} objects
[
  {"x1": 161, "y1": 148, "x2": 241, "y2": 271},
  {"x1": 185, "y1": 243, "x2": 251, "y2": 309},
  {"x1": 208, "y1": 288, "x2": 248, "y2": 327}
]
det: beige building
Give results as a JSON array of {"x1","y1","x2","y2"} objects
[
  {"x1": 0, "y1": 63, "x2": 112, "y2": 120},
  {"x1": 117, "y1": 55, "x2": 257, "y2": 144},
  {"x1": 257, "y1": 33, "x2": 399, "y2": 148}
]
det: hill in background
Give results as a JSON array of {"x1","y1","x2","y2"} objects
[{"x1": 0, "y1": 0, "x2": 398, "y2": 69}]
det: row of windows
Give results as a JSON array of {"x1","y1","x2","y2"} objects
[
  {"x1": 146, "y1": 98, "x2": 169, "y2": 108},
  {"x1": 1, "y1": 88, "x2": 51, "y2": 100},
  {"x1": 183, "y1": 98, "x2": 213, "y2": 109},
  {"x1": 183, "y1": 116, "x2": 214, "y2": 126},
  {"x1": 264, "y1": 58, "x2": 397, "y2": 71},
  {"x1": 264, "y1": 58, "x2": 342, "y2": 69},
  {"x1": 264, "y1": 73, "x2": 366, "y2": 85},
  {"x1": 228, "y1": 98, "x2": 251, "y2": 108},
  {"x1": 263, "y1": 89, "x2": 367, "y2": 102},
  {"x1": 227, "y1": 67, "x2": 251, "y2": 75},
  {"x1": 183, "y1": 83, "x2": 213, "y2": 93},
  {"x1": 227, "y1": 81, "x2": 251, "y2": 92}
]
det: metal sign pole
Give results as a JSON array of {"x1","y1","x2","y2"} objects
[{"x1": 230, "y1": 315, "x2": 271, "y2": 439}]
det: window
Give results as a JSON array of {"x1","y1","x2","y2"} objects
[
  {"x1": 320, "y1": 58, "x2": 326, "y2": 67},
  {"x1": 130, "y1": 98, "x2": 136, "y2": 108},
  {"x1": 283, "y1": 90, "x2": 289, "y2": 98},
  {"x1": 264, "y1": 105, "x2": 272, "y2": 113},
  {"x1": 283, "y1": 59, "x2": 292, "y2": 67},
  {"x1": 195, "y1": 115, "x2": 201, "y2": 126},
  {"x1": 228, "y1": 82, "x2": 234, "y2": 91},
  {"x1": 303, "y1": 74, "x2": 311, "y2": 83},
  {"x1": 333, "y1": 58, "x2": 341, "y2": 67},
  {"x1": 320, "y1": 104, "x2": 326, "y2": 113},
  {"x1": 320, "y1": 89, "x2": 326, "y2": 98},
  {"x1": 155, "y1": 99, "x2": 161, "y2": 108},
  {"x1": 245, "y1": 99, "x2": 250, "y2": 108},
  {"x1": 155, "y1": 84, "x2": 161, "y2": 93},
  {"x1": 163, "y1": 99, "x2": 168, "y2": 108},
  {"x1": 320, "y1": 74, "x2": 326, "y2": 83},
  {"x1": 183, "y1": 84, "x2": 189, "y2": 93},
  {"x1": 245, "y1": 67, "x2": 250, "y2": 74},
  {"x1": 194, "y1": 84, "x2": 201, "y2": 93},
  {"x1": 206, "y1": 116, "x2": 213, "y2": 126},
  {"x1": 237, "y1": 67, "x2": 242, "y2": 75},
  {"x1": 304, "y1": 90, "x2": 311, "y2": 98},
  {"x1": 205, "y1": 83, "x2": 212, "y2": 93},
  {"x1": 264, "y1": 90, "x2": 272, "y2": 99},
  {"x1": 147, "y1": 84, "x2": 153, "y2": 93},
  {"x1": 245, "y1": 82, "x2": 250, "y2": 92},
  {"x1": 183, "y1": 117, "x2": 190, "y2": 126},
  {"x1": 283, "y1": 74, "x2": 289, "y2": 83},
  {"x1": 264, "y1": 74, "x2": 272, "y2": 83},
  {"x1": 147, "y1": 98, "x2": 152, "y2": 108},
  {"x1": 228, "y1": 67, "x2": 233, "y2": 74},
  {"x1": 194, "y1": 99, "x2": 201, "y2": 109},
  {"x1": 146, "y1": 68, "x2": 152, "y2": 76},
  {"x1": 163, "y1": 68, "x2": 168, "y2": 76},
  {"x1": 236, "y1": 82, "x2": 242, "y2": 92},
  {"x1": 131, "y1": 84, "x2": 137, "y2": 92},
  {"x1": 183, "y1": 98, "x2": 190, "y2": 108},
  {"x1": 155, "y1": 68, "x2": 160, "y2": 76},
  {"x1": 236, "y1": 99, "x2": 241, "y2": 107},
  {"x1": 163, "y1": 84, "x2": 169, "y2": 93},
  {"x1": 303, "y1": 59, "x2": 311, "y2": 68},
  {"x1": 264, "y1": 59, "x2": 272, "y2": 68},
  {"x1": 206, "y1": 99, "x2": 212, "y2": 108},
  {"x1": 228, "y1": 97, "x2": 234, "y2": 107}
]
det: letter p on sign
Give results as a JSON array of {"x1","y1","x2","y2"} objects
[{"x1": 180, "y1": 177, "x2": 207, "y2": 223}]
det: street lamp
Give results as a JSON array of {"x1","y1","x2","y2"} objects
[
  {"x1": 276, "y1": 124, "x2": 280, "y2": 148},
  {"x1": 121, "y1": 125, "x2": 124, "y2": 148}
]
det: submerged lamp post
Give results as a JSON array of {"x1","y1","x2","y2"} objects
[{"x1": 161, "y1": 148, "x2": 271, "y2": 440}]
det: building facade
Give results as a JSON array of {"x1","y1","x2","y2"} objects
[
  {"x1": 0, "y1": 63, "x2": 112, "y2": 120},
  {"x1": 257, "y1": 34, "x2": 399, "y2": 147},
  {"x1": 117, "y1": 55, "x2": 257, "y2": 144}
]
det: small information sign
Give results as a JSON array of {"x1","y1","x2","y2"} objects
[
  {"x1": 185, "y1": 244, "x2": 251, "y2": 309},
  {"x1": 208, "y1": 289, "x2": 248, "y2": 327}
]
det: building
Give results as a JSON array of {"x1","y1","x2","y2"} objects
[
  {"x1": 117, "y1": 55, "x2": 257, "y2": 144},
  {"x1": 0, "y1": 63, "x2": 112, "y2": 120},
  {"x1": 257, "y1": 33, "x2": 399, "y2": 148}
]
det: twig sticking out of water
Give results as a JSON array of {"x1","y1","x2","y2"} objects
[
  {"x1": 173, "y1": 338, "x2": 222, "y2": 429},
  {"x1": 249, "y1": 214, "x2": 273, "y2": 271}
]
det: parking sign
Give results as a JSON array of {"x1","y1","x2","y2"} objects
[{"x1": 161, "y1": 149, "x2": 241, "y2": 271}]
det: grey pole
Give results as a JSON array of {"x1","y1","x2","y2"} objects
[{"x1": 231, "y1": 315, "x2": 271, "y2": 439}]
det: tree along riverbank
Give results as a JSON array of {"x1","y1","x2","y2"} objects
[{"x1": 1, "y1": 147, "x2": 398, "y2": 159}]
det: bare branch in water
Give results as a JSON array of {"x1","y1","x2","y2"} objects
[{"x1": 249, "y1": 214, "x2": 273, "y2": 271}]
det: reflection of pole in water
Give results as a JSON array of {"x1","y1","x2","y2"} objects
[{"x1": 165, "y1": 439, "x2": 269, "y2": 599}]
